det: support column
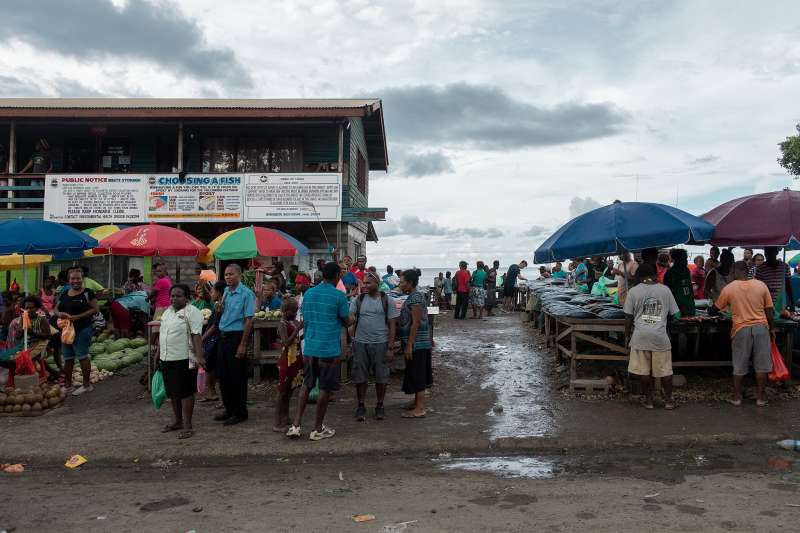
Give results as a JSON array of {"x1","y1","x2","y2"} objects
[
  {"x1": 336, "y1": 122, "x2": 344, "y2": 259},
  {"x1": 177, "y1": 121, "x2": 184, "y2": 172},
  {"x1": 7, "y1": 120, "x2": 15, "y2": 209}
]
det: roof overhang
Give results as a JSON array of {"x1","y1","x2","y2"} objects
[
  {"x1": 366, "y1": 222, "x2": 379, "y2": 243},
  {"x1": 342, "y1": 207, "x2": 387, "y2": 223}
]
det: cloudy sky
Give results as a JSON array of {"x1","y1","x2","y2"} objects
[{"x1": 1, "y1": 0, "x2": 799, "y2": 267}]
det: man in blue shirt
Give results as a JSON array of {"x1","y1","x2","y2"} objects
[
  {"x1": 287, "y1": 262, "x2": 352, "y2": 441},
  {"x1": 215, "y1": 264, "x2": 256, "y2": 426}
]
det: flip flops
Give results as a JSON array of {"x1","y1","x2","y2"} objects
[
  {"x1": 161, "y1": 423, "x2": 182, "y2": 433},
  {"x1": 401, "y1": 411, "x2": 426, "y2": 419}
]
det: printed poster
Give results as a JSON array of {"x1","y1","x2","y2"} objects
[
  {"x1": 244, "y1": 173, "x2": 341, "y2": 221},
  {"x1": 43, "y1": 174, "x2": 148, "y2": 223},
  {"x1": 146, "y1": 174, "x2": 243, "y2": 222}
]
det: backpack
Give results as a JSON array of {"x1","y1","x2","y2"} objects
[{"x1": 354, "y1": 292, "x2": 389, "y2": 335}]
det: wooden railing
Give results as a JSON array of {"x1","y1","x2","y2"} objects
[{"x1": 0, "y1": 174, "x2": 45, "y2": 209}]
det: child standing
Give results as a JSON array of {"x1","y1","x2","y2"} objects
[{"x1": 273, "y1": 298, "x2": 304, "y2": 432}]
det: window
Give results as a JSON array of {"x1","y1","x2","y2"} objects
[
  {"x1": 235, "y1": 137, "x2": 304, "y2": 173},
  {"x1": 356, "y1": 150, "x2": 366, "y2": 194},
  {"x1": 202, "y1": 137, "x2": 235, "y2": 173}
]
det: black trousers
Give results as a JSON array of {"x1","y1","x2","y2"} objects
[
  {"x1": 218, "y1": 332, "x2": 248, "y2": 418},
  {"x1": 455, "y1": 292, "x2": 469, "y2": 319}
]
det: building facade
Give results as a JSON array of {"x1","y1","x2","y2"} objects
[{"x1": 0, "y1": 99, "x2": 388, "y2": 283}]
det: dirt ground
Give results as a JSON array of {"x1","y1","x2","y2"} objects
[{"x1": 2, "y1": 311, "x2": 800, "y2": 532}]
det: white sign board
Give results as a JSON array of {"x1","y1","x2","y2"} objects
[
  {"x1": 43, "y1": 174, "x2": 148, "y2": 223},
  {"x1": 43, "y1": 172, "x2": 344, "y2": 223},
  {"x1": 146, "y1": 174, "x2": 243, "y2": 222},
  {"x1": 244, "y1": 173, "x2": 341, "y2": 221}
]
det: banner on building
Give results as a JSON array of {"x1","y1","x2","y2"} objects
[
  {"x1": 146, "y1": 174, "x2": 243, "y2": 222},
  {"x1": 43, "y1": 174, "x2": 149, "y2": 223},
  {"x1": 244, "y1": 173, "x2": 341, "y2": 221},
  {"x1": 43, "y1": 173, "x2": 342, "y2": 223}
]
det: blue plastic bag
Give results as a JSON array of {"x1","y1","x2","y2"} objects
[{"x1": 151, "y1": 369, "x2": 166, "y2": 410}]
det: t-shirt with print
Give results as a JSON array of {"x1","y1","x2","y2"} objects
[
  {"x1": 152, "y1": 276, "x2": 173, "y2": 308},
  {"x1": 715, "y1": 279, "x2": 773, "y2": 338},
  {"x1": 663, "y1": 267, "x2": 695, "y2": 317},
  {"x1": 57, "y1": 288, "x2": 96, "y2": 332},
  {"x1": 399, "y1": 291, "x2": 431, "y2": 351},
  {"x1": 350, "y1": 292, "x2": 401, "y2": 344},
  {"x1": 623, "y1": 282, "x2": 679, "y2": 352}
]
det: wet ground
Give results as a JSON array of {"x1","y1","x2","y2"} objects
[{"x1": 2, "y1": 311, "x2": 800, "y2": 531}]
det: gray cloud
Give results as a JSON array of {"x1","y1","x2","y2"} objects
[
  {"x1": 379, "y1": 82, "x2": 627, "y2": 151},
  {"x1": 521, "y1": 225, "x2": 549, "y2": 237},
  {"x1": 401, "y1": 150, "x2": 455, "y2": 177},
  {"x1": 569, "y1": 196, "x2": 602, "y2": 218},
  {"x1": 379, "y1": 216, "x2": 502, "y2": 239},
  {"x1": 689, "y1": 154, "x2": 720, "y2": 165},
  {"x1": 0, "y1": 0, "x2": 252, "y2": 87},
  {"x1": 0, "y1": 75, "x2": 43, "y2": 97}
]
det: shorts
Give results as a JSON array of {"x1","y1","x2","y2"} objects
[
  {"x1": 502, "y1": 285, "x2": 516, "y2": 298},
  {"x1": 62, "y1": 326, "x2": 92, "y2": 361},
  {"x1": 628, "y1": 348, "x2": 673, "y2": 378},
  {"x1": 732, "y1": 325, "x2": 772, "y2": 376},
  {"x1": 470, "y1": 287, "x2": 486, "y2": 307},
  {"x1": 161, "y1": 358, "x2": 198, "y2": 399},
  {"x1": 351, "y1": 341, "x2": 390, "y2": 385},
  {"x1": 402, "y1": 348, "x2": 433, "y2": 394},
  {"x1": 303, "y1": 356, "x2": 341, "y2": 392}
]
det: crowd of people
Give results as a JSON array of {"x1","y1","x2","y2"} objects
[{"x1": 539, "y1": 245, "x2": 796, "y2": 409}]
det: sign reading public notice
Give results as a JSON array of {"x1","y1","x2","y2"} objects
[
  {"x1": 244, "y1": 173, "x2": 341, "y2": 221},
  {"x1": 43, "y1": 172, "x2": 343, "y2": 223},
  {"x1": 44, "y1": 174, "x2": 149, "y2": 223},
  {"x1": 146, "y1": 174, "x2": 243, "y2": 222}
]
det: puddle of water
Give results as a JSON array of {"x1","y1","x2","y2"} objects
[
  {"x1": 436, "y1": 324, "x2": 558, "y2": 440},
  {"x1": 438, "y1": 456, "x2": 555, "y2": 479}
]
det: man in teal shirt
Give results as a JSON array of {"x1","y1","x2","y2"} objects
[{"x1": 287, "y1": 262, "x2": 352, "y2": 441}]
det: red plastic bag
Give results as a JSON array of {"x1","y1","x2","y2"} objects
[
  {"x1": 14, "y1": 349, "x2": 35, "y2": 375},
  {"x1": 768, "y1": 341, "x2": 790, "y2": 382}
]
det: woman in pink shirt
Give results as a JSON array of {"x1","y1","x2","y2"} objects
[{"x1": 150, "y1": 263, "x2": 173, "y2": 320}]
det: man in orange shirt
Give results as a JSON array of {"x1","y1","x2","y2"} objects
[{"x1": 711, "y1": 261, "x2": 775, "y2": 407}]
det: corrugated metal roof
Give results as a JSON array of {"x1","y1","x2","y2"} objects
[{"x1": 0, "y1": 98, "x2": 381, "y2": 110}]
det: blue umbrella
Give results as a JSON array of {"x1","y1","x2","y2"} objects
[
  {"x1": 0, "y1": 219, "x2": 99, "y2": 255},
  {"x1": 534, "y1": 201, "x2": 714, "y2": 263}
]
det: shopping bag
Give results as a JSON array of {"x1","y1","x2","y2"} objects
[
  {"x1": 196, "y1": 367, "x2": 206, "y2": 394},
  {"x1": 57, "y1": 318, "x2": 75, "y2": 345},
  {"x1": 308, "y1": 378, "x2": 320, "y2": 404},
  {"x1": 768, "y1": 341, "x2": 790, "y2": 382},
  {"x1": 151, "y1": 369, "x2": 167, "y2": 409}
]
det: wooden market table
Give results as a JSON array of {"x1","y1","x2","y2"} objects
[
  {"x1": 544, "y1": 312, "x2": 797, "y2": 390},
  {"x1": 146, "y1": 318, "x2": 282, "y2": 389}
]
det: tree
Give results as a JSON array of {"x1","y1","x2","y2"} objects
[{"x1": 778, "y1": 123, "x2": 800, "y2": 178}]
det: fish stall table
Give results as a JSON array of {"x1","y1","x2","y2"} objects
[
  {"x1": 146, "y1": 319, "x2": 281, "y2": 389},
  {"x1": 545, "y1": 312, "x2": 796, "y2": 390}
]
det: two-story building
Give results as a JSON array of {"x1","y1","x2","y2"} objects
[{"x1": 0, "y1": 98, "x2": 388, "y2": 285}]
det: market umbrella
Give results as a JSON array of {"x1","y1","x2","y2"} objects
[
  {"x1": 0, "y1": 253, "x2": 52, "y2": 269},
  {"x1": 789, "y1": 253, "x2": 800, "y2": 268},
  {"x1": 702, "y1": 188, "x2": 800, "y2": 248},
  {"x1": 93, "y1": 223, "x2": 208, "y2": 257},
  {"x1": 534, "y1": 201, "x2": 714, "y2": 263},
  {"x1": 198, "y1": 225, "x2": 309, "y2": 262}
]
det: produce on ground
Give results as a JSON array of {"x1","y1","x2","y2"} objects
[{"x1": 0, "y1": 384, "x2": 65, "y2": 414}]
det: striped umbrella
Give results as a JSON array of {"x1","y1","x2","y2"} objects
[
  {"x1": 788, "y1": 253, "x2": 800, "y2": 268},
  {"x1": 199, "y1": 226, "x2": 309, "y2": 262}
]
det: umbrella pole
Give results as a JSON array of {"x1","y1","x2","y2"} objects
[{"x1": 23, "y1": 253, "x2": 27, "y2": 351}]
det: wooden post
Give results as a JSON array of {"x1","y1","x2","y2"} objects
[
  {"x1": 177, "y1": 121, "x2": 184, "y2": 171},
  {"x1": 336, "y1": 122, "x2": 344, "y2": 259},
  {"x1": 7, "y1": 120, "x2": 15, "y2": 209}
]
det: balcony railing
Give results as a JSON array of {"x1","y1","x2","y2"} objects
[{"x1": 0, "y1": 174, "x2": 45, "y2": 210}]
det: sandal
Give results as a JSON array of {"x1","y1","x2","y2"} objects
[
  {"x1": 664, "y1": 403, "x2": 675, "y2": 410},
  {"x1": 402, "y1": 411, "x2": 426, "y2": 418},
  {"x1": 177, "y1": 430, "x2": 194, "y2": 439},
  {"x1": 161, "y1": 423, "x2": 182, "y2": 433},
  {"x1": 756, "y1": 400, "x2": 769, "y2": 407},
  {"x1": 198, "y1": 397, "x2": 219, "y2": 403}
]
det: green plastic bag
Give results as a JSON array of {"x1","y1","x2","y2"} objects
[
  {"x1": 151, "y1": 369, "x2": 166, "y2": 410},
  {"x1": 308, "y1": 378, "x2": 320, "y2": 404}
]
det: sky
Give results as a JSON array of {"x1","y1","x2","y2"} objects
[{"x1": 1, "y1": 0, "x2": 799, "y2": 268}]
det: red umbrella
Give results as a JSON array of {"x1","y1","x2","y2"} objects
[
  {"x1": 93, "y1": 223, "x2": 209, "y2": 256},
  {"x1": 702, "y1": 188, "x2": 800, "y2": 248}
]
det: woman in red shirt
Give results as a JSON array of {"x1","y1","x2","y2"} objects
[{"x1": 691, "y1": 256, "x2": 706, "y2": 299}]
